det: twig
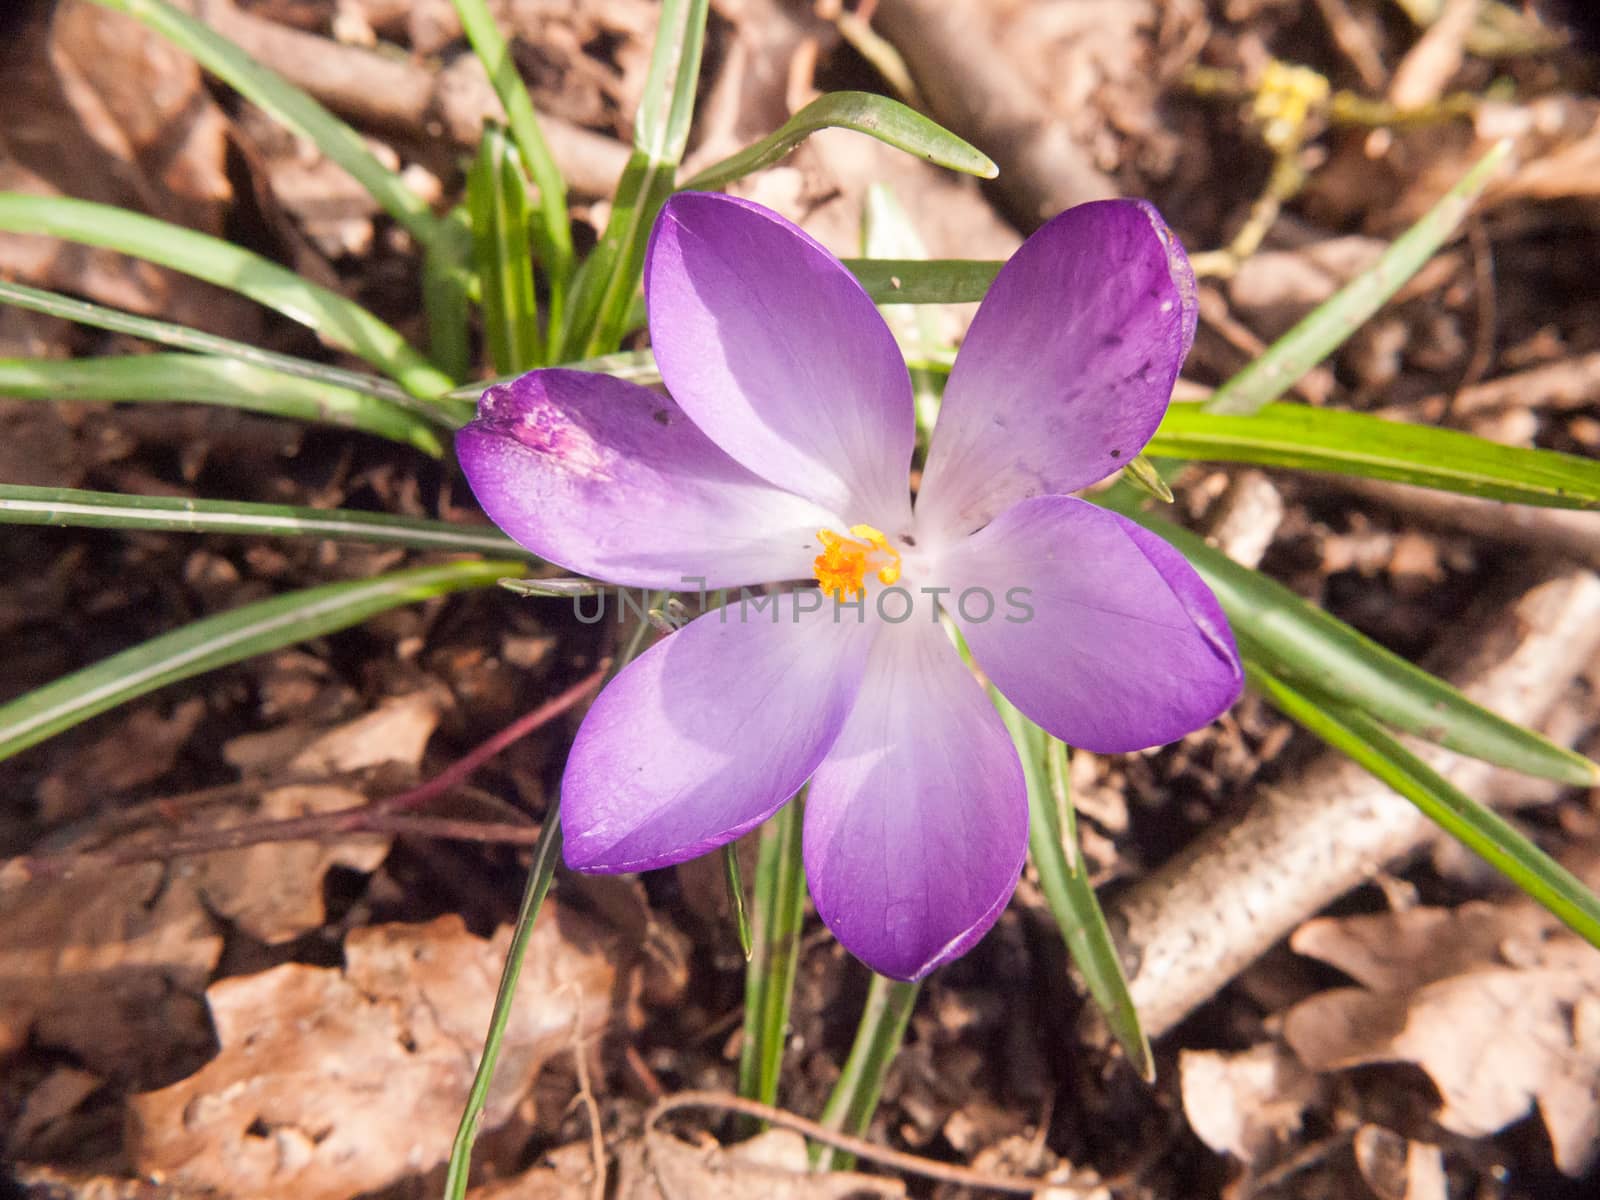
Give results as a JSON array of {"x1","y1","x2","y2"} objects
[
  {"x1": 570, "y1": 1008, "x2": 606, "y2": 1200},
  {"x1": 1300, "y1": 476, "x2": 1600, "y2": 570},
  {"x1": 1447, "y1": 350, "x2": 1600, "y2": 415},
  {"x1": 1388, "y1": 0, "x2": 1478, "y2": 111},
  {"x1": 186, "y1": 0, "x2": 628, "y2": 194},
  {"x1": 1454, "y1": 215, "x2": 1498, "y2": 399},
  {"x1": 1, "y1": 667, "x2": 607, "y2": 887},
  {"x1": 646, "y1": 1091, "x2": 1101, "y2": 1196},
  {"x1": 1311, "y1": 0, "x2": 1388, "y2": 91},
  {"x1": 872, "y1": 0, "x2": 1115, "y2": 228},
  {"x1": 1097, "y1": 567, "x2": 1600, "y2": 1040}
]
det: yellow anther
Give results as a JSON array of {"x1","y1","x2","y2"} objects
[{"x1": 813, "y1": 523, "x2": 902, "y2": 597}]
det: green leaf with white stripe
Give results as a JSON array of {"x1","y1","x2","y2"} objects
[{"x1": 0, "y1": 559, "x2": 525, "y2": 762}]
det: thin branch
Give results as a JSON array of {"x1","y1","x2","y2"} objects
[{"x1": 646, "y1": 1091, "x2": 1101, "y2": 1196}]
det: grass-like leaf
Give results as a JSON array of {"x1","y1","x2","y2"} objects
[
  {"x1": 467, "y1": 126, "x2": 542, "y2": 373},
  {"x1": 996, "y1": 695, "x2": 1153, "y2": 1080},
  {"x1": 559, "y1": 0, "x2": 708, "y2": 359},
  {"x1": 1109, "y1": 502, "x2": 1600, "y2": 787},
  {"x1": 845, "y1": 257, "x2": 1001, "y2": 305},
  {"x1": 88, "y1": 0, "x2": 443, "y2": 250},
  {"x1": 0, "y1": 355, "x2": 447, "y2": 455},
  {"x1": 0, "y1": 484, "x2": 531, "y2": 557},
  {"x1": 422, "y1": 209, "x2": 475, "y2": 383},
  {"x1": 1249, "y1": 664, "x2": 1600, "y2": 951},
  {"x1": 681, "y1": 91, "x2": 997, "y2": 191},
  {"x1": 812, "y1": 973, "x2": 920, "y2": 1172},
  {"x1": 451, "y1": 0, "x2": 573, "y2": 341},
  {"x1": 1150, "y1": 401, "x2": 1600, "y2": 509},
  {"x1": 0, "y1": 558, "x2": 523, "y2": 763},
  {"x1": 0, "y1": 278, "x2": 417, "y2": 404},
  {"x1": 0, "y1": 193, "x2": 452, "y2": 398},
  {"x1": 1205, "y1": 141, "x2": 1511, "y2": 415},
  {"x1": 737, "y1": 798, "x2": 807, "y2": 1111},
  {"x1": 443, "y1": 801, "x2": 563, "y2": 1200}
]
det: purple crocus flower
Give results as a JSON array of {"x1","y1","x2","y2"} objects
[{"x1": 457, "y1": 193, "x2": 1242, "y2": 981}]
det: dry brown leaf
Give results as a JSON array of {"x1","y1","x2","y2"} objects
[
  {"x1": 189, "y1": 692, "x2": 441, "y2": 942},
  {"x1": 129, "y1": 911, "x2": 617, "y2": 1200},
  {"x1": 1178, "y1": 1043, "x2": 1323, "y2": 1163},
  {"x1": 617, "y1": 1128, "x2": 905, "y2": 1200},
  {"x1": 186, "y1": 784, "x2": 390, "y2": 943},
  {"x1": 1285, "y1": 904, "x2": 1600, "y2": 1174},
  {"x1": 0, "y1": 1, "x2": 254, "y2": 335},
  {"x1": 34, "y1": 699, "x2": 206, "y2": 825},
  {"x1": 0, "y1": 864, "x2": 221, "y2": 1081}
]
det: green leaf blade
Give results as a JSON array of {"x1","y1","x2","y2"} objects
[
  {"x1": 0, "y1": 559, "x2": 523, "y2": 763},
  {"x1": 995, "y1": 693, "x2": 1154, "y2": 1080},
  {"x1": 450, "y1": 0, "x2": 574, "y2": 341},
  {"x1": 844, "y1": 257, "x2": 1002, "y2": 305},
  {"x1": 0, "y1": 354, "x2": 447, "y2": 455},
  {"x1": 1205, "y1": 141, "x2": 1510, "y2": 416},
  {"x1": 0, "y1": 193, "x2": 452, "y2": 397},
  {"x1": 467, "y1": 127, "x2": 542, "y2": 374},
  {"x1": 1250, "y1": 664, "x2": 1600, "y2": 952},
  {"x1": 0, "y1": 484, "x2": 530, "y2": 557},
  {"x1": 683, "y1": 91, "x2": 996, "y2": 191},
  {"x1": 1108, "y1": 503, "x2": 1600, "y2": 787},
  {"x1": 1151, "y1": 402, "x2": 1600, "y2": 509},
  {"x1": 560, "y1": 0, "x2": 708, "y2": 358}
]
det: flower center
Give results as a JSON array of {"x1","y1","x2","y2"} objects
[{"x1": 812, "y1": 524, "x2": 902, "y2": 598}]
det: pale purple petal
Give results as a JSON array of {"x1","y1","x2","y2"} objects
[
  {"x1": 457, "y1": 369, "x2": 839, "y2": 589},
  {"x1": 645, "y1": 192, "x2": 915, "y2": 529},
  {"x1": 804, "y1": 620, "x2": 1028, "y2": 981},
  {"x1": 939, "y1": 496, "x2": 1241, "y2": 754},
  {"x1": 562, "y1": 592, "x2": 872, "y2": 873},
  {"x1": 917, "y1": 200, "x2": 1198, "y2": 538}
]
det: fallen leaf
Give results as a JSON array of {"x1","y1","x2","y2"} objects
[
  {"x1": 1179, "y1": 1043, "x2": 1323, "y2": 1163},
  {"x1": 0, "y1": 864, "x2": 221, "y2": 1083},
  {"x1": 1285, "y1": 903, "x2": 1600, "y2": 1174},
  {"x1": 0, "y1": 1, "x2": 255, "y2": 336},
  {"x1": 186, "y1": 784, "x2": 390, "y2": 943},
  {"x1": 34, "y1": 699, "x2": 206, "y2": 825},
  {"x1": 129, "y1": 910, "x2": 617, "y2": 1200},
  {"x1": 190, "y1": 692, "x2": 442, "y2": 942}
]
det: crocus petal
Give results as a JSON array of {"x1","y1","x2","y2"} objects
[
  {"x1": 457, "y1": 369, "x2": 839, "y2": 589},
  {"x1": 917, "y1": 200, "x2": 1198, "y2": 538},
  {"x1": 804, "y1": 620, "x2": 1028, "y2": 981},
  {"x1": 645, "y1": 192, "x2": 915, "y2": 528},
  {"x1": 563, "y1": 592, "x2": 872, "y2": 873},
  {"x1": 939, "y1": 496, "x2": 1242, "y2": 754}
]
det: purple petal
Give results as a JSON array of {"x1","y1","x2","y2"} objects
[
  {"x1": 939, "y1": 496, "x2": 1241, "y2": 754},
  {"x1": 645, "y1": 192, "x2": 915, "y2": 529},
  {"x1": 804, "y1": 620, "x2": 1028, "y2": 981},
  {"x1": 562, "y1": 591, "x2": 871, "y2": 873},
  {"x1": 457, "y1": 369, "x2": 839, "y2": 589},
  {"x1": 917, "y1": 200, "x2": 1198, "y2": 538}
]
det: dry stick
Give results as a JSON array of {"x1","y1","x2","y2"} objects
[
  {"x1": 1303, "y1": 475, "x2": 1600, "y2": 571},
  {"x1": 1447, "y1": 350, "x2": 1600, "y2": 416},
  {"x1": 646, "y1": 1091, "x2": 1101, "y2": 1196},
  {"x1": 871, "y1": 0, "x2": 1116, "y2": 230},
  {"x1": 1099, "y1": 568, "x2": 1600, "y2": 1041},
  {"x1": 186, "y1": 0, "x2": 629, "y2": 195},
  {"x1": 2, "y1": 666, "x2": 607, "y2": 886}
]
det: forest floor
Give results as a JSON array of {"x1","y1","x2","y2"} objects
[{"x1": 3, "y1": 1, "x2": 1600, "y2": 1198}]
